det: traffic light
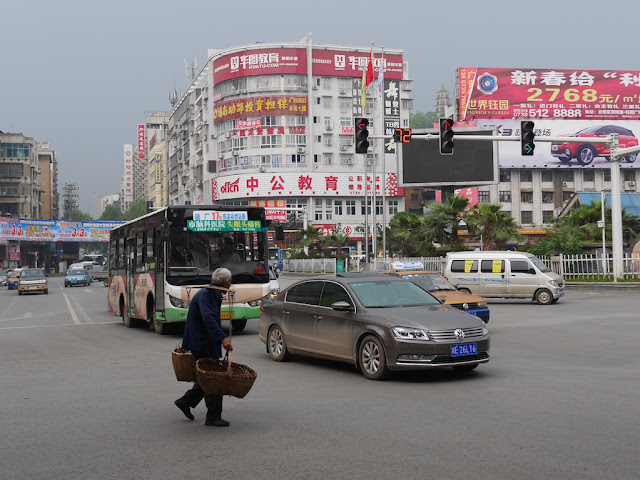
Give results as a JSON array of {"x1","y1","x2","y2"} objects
[
  {"x1": 275, "y1": 225, "x2": 285, "y2": 241},
  {"x1": 521, "y1": 120, "x2": 535, "y2": 156},
  {"x1": 355, "y1": 117, "x2": 369, "y2": 154},
  {"x1": 438, "y1": 117, "x2": 454, "y2": 155}
]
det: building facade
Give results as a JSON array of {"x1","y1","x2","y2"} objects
[
  {"x1": 36, "y1": 142, "x2": 58, "y2": 220},
  {"x1": 167, "y1": 37, "x2": 412, "y2": 250},
  {"x1": 143, "y1": 111, "x2": 170, "y2": 209}
]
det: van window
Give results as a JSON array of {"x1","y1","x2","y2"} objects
[
  {"x1": 451, "y1": 259, "x2": 477, "y2": 273},
  {"x1": 481, "y1": 260, "x2": 505, "y2": 273},
  {"x1": 510, "y1": 260, "x2": 532, "y2": 273}
]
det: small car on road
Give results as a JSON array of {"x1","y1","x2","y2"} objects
[
  {"x1": 259, "y1": 273, "x2": 490, "y2": 380},
  {"x1": 65, "y1": 267, "x2": 92, "y2": 287},
  {"x1": 7, "y1": 268, "x2": 23, "y2": 290},
  {"x1": 18, "y1": 268, "x2": 48, "y2": 295},
  {"x1": 0, "y1": 269, "x2": 7, "y2": 286}
]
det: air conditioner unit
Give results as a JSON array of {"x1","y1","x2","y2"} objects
[
  {"x1": 326, "y1": 124, "x2": 332, "y2": 130},
  {"x1": 297, "y1": 147, "x2": 306, "y2": 154},
  {"x1": 347, "y1": 158, "x2": 354, "y2": 165},
  {"x1": 339, "y1": 88, "x2": 347, "y2": 94},
  {"x1": 217, "y1": 152, "x2": 223, "y2": 159},
  {"x1": 562, "y1": 182, "x2": 569, "y2": 187},
  {"x1": 340, "y1": 145, "x2": 347, "y2": 151},
  {"x1": 325, "y1": 139, "x2": 333, "y2": 146},
  {"x1": 259, "y1": 166, "x2": 266, "y2": 173},
  {"x1": 225, "y1": 132, "x2": 231, "y2": 138},
  {"x1": 233, "y1": 150, "x2": 239, "y2": 156},
  {"x1": 212, "y1": 132, "x2": 217, "y2": 139},
  {"x1": 624, "y1": 181, "x2": 636, "y2": 190},
  {"x1": 312, "y1": 85, "x2": 318, "y2": 90}
]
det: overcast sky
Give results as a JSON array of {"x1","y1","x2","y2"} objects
[{"x1": 3, "y1": 0, "x2": 638, "y2": 215}]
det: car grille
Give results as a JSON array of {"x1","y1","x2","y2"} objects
[
  {"x1": 431, "y1": 352, "x2": 489, "y2": 364},
  {"x1": 428, "y1": 326, "x2": 485, "y2": 342},
  {"x1": 449, "y1": 302, "x2": 481, "y2": 311}
]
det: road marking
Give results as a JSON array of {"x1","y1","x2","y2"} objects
[
  {"x1": 63, "y1": 292, "x2": 82, "y2": 325},
  {"x1": 23, "y1": 312, "x2": 33, "y2": 318},
  {"x1": 0, "y1": 322, "x2": 121, "y2": 330}
]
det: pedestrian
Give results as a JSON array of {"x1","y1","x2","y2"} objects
[{"x1": 174, "y1": 268, "x2": 233, "y2": 427}]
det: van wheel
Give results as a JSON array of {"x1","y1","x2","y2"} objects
[
  {"x1": 535, "y1": 288, "x2": 553, "y2": 305},
  {"x1": 458, "y1": 288, "x2": 471, "y2": 294}
]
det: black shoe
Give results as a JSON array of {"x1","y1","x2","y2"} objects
[
  {"x1": 205, "y1": 418, "x2": 230, "y2": 427},
  {"x1": 175, "y1": 399, "x2": 194, "y2": 421}
]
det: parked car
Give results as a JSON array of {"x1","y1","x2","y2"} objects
[
  {"x1": 18, "y1": 268, "x2": 48, "y2": 295},
  {"x1": 385, "y1": 262, "x2": 490, "y2": 323},
  {"x1": 7, "y1": 268, "x2": 23, "y2": 290},
  {"x1": 0, "y1": 270, "x2": 7, "y2": 286},
  {"x1": 258, "y1": 273, "x2": 490, "y2": 380},
  {"x1": 551, "y1": 125, "x2": 638, "y2": 165},
  {"x1": 65, "y1": 267, "x2": 92, "y2": 287}
]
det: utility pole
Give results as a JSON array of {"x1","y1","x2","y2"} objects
[{"x1": 61, "y1": 183, "x2": 79, "y2": 221}]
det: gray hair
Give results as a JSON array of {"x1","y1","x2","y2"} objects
[{"x1": 211, "y1": 268, "x2": 232, "y2": 286}]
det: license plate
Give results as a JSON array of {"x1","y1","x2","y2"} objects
[
  {"x1": 220, "y1": 312, "x2": 235, "y2": 320},
  {"x1": 450, "y1": 343, "x2": 477, "y2": 357}
]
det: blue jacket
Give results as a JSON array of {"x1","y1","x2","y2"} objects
[{"x1": 182, "y1": 288, "x2": 228, "y2": 359}]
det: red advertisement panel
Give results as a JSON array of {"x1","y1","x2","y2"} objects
[
  {"x1": 137, "y1": 124, "x2": 146, "y2": 159},
  {"x1": 213, "y1": 95, "x2": 307, "y2": 124},
  {"x1": 214, "y1": 48, "x2": 307, "y2": 83},
  {"x1": 459, "y1": 67, "x2": 640, "y2": 121},
  {"x1": 311, "y1": 50, "x2": 404, "y2": 79}
]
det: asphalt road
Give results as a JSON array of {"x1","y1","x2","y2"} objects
[{"x1": 1, "y1": 275, "x2": 639, "y2": 480}]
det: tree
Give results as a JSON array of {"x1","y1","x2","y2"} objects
[
  {"x1": 560, "y1": 200, "x2": 639, "y2": 245},
  {"x1": 123, "y1": 199, "x2": 148, "y2": 221},
  {"x1": 419, "y1": 193, "x2": 470, "y2": 251},
  {"x1": 409, "y1": 111, "x2": 439, "y2": 129},
  {"x1": 466, "y1": 203, "x2": 522, "y2": 250},
  {"x1": 387, "y1": 211, "x2": 422, "y2": 256},
  {"x1": 99, "y1": 201, "x2": 124, "y2": 221},
  {"x1": 522, "y1": 227, "x2": 585, "y2": 257},
  {"x1": 291, "y1": 225, "x2": 322, "y2": 258},
  {"x1": 71, "y1": 210, "x2": 94, "y2": 222},
  {"x1": 321, "y1": 225, "x2": 351, "y2": 261}
]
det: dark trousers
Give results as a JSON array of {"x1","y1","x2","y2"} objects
[{"x1": 180, "y1": 355, "x2": 223, "y2": 422}]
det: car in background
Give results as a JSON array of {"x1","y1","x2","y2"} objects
[
  {"x1": 0, "y1": 270, "x2": 7, "y2": 286},
  {"x1": 268, "y1": 266, "x2": 280, "y2": 298},
  {"x1": 7, "y1": 268, "x2": 23, "y2": 290},
  {"x1": 18, "y1": 268, "x2": 48, "y2": 295},
  {"x1": 385, "y1": 263, "x2": 490, "y2": 323},
  {"x1": 259, "y1": 273, "x2": 490, "y2": 380},
  {"x1": 551, "y1": 125, "x2": 638, "y2": 165},
  {"x1": 65, "y1": 267, "x2": 92, "y2": 287},
  {"x1": 91, "y1": 264, "x2": 108, "y2": 284}
]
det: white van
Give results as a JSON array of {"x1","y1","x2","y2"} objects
[{"x1": 445, "y1": 251, "x2": 564, "y2": 305}]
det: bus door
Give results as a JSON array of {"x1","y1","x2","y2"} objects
[
  {"x1": 126, "y1": 237, "x2": 136, "y2": 317},
  {"x1": 154, "y1": 227, "x2": 165, "y2": 317}
]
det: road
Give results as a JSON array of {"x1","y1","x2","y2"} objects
[{"x1": 1, "y1": 275, "x2": 639, "y2": 480}]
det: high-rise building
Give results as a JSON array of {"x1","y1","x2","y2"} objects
[
  {"x1": 167, "y1": 37, "x2": 412, "y2": 252},
  {"x1": 36, "y1": 142, "x2": 58, "y2": 220},
  {"x1": 142, "y1": 112, "x2": 170, "y2": 209}
]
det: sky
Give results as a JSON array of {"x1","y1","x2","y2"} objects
[{"x1": 3, "y1": 0, "x2": 639, "y2": 216}]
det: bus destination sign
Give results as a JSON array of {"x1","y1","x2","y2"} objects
[{"x1": 187, "y1": 219, "x2": 262, "y2": 232}]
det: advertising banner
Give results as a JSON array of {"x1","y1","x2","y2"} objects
[
  {"x1": 137, "y1": 124, "x2": 146, "y2": 159},
  {"x1": 459, "y1": 67, "x2": 640, "y2": 121},
  {"x1": 212, "y1": 172, "x2": 404, "y2": 201},
  {"x1": 248, "y1": 199, "x2": 287, "y2": 221},
  {"x1": 124, "y1": 145, "x2": 133, "y2": 203},
  {"x1": 213, "y1": 95, "x2": 307, "y2": 124},
  {"x1": 0, "y1": 217, "x2": 124, "y2": 242},
  {"x1": 383, "y1": 78, "x2": 400, "y2": 153},
  {"x1": 312, "y1": 50, "x2": 403, "y2": 80},
  {"x1": 477, "y1": 119, "x2": 640, "y2": 168}
]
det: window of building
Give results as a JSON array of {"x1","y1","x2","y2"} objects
[
  {"x1": 338, "y1": 78, "x2": 351, "y2": 90},
  {"x1": 376, "y1": 200, "x2": 383, "y2": 215},
  {"x1": 521, "y1": 191, "x2": 533, "y2": 203},
  {"x1": 286, "y1": 154, "x2": 306, "y2": 165},
  {"x1": 261, "y1": 135, "x2": 281, "y2": 148},
  {"x1": 541, "y1": 170, "x2": 553, "y2": 182},
  {"x1": 478, "y1": 191, "x2": 490, "y2": 203},
  {"x1": 316, "y1": 135, "x2": 322, "y2": 143},
  {"x1": 284, "y1": 76, "x2": 307, "y2": 89},
  {"x1": 562, "y1": 170, "x2": 574, "y2": 182},
  {"x1": 624, "y1": 170, "x2": 636, "y2": 182},
  {"x1": 0, "y1": 163, "x2": 24, "y2": 177},
  {"x1": 322, "y1": 77, "x2": 332, "y2": 89},
  {"x1": 314, "y1": 77, "x2": 321, "y2": 87},
  {"x1": 334, "y1": 200, "x2": 343, "y2": 216},
  {"x1": 340, "y1": 117, "x2": 351, "y2": 127},
  {"x1": 520, "y1": 170, "x2": 532, "y2": 183},
  {"x1": 1, "y1": 143, "x2": 30, "y2": 158},
  {"x1": 339, "y1": 136, "x2": 353, "y2": 147},
  {"x1": 322, "y1": 97, "x2": 332, "y2": 108},
  {"x1": 0, "y1": 183, "x2": 20, "y2": 196},
  {"x1": 542, "y1": 210, "x2": 554, "y2": 223},
  {"x1": 542, "y1": 191, "x2": 554, "y2": 203},
  {"x1": 410, "y1": 193, "x2": 419, "y2": 202},
  {"x1": 271, "y1": 154, "x2": 282, "y2": 167},
  {"x1": 346, "y1": 200, "x2": 356, "y2": 215},
  {"x1": 388, "y1": 200, "x2": 399, "y2": 215},
  {"x1": 499, "y1": 191, "x2": 511, "y2": 202},
  {"x1": 339, "y1": 155, "x2": 353, "y2": 165},
  {"x1": 339, "y1": 99, "x2": 351, "y2": 112},
  {"x1": 324, "y1": 154, "x2": 333, "y2": 165},
  {"x1": 325, "y1": 199, "x2": 332, "y2": 220},
  {"x1": 361, "y1": 199, "x2": 372, "y2": 215},
  {"x1": 316, "y1": 97, "x2": 321, "y2": 105},
  {"x1": 313, "y1": 154, "x2": 320, "y2": 164},
  {"x1": 583, "y1": 169, "x2": 595, "y2": 182},
  {"x1": 286, "y1": 135, "x2": 307, "y2": 147},
  {"x1": 285, "y1": 116, "x2": 306, "y2": 126},
  {"x1": 563, "y1": 191, "x2": 574, "y2": 202},
  {"x1": 521, "y1": 211, "x2": 533, "y2": 224},
  {"x1": 314, "y1": 199, "x2": 323, "y2": 221},
  {"x1": 604, "y1": 170, "x2": 611, "y2": 182},
  {"x1": 500, "y1": 170, "x2": 511, "y2": 182}
]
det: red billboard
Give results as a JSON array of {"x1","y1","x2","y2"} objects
[
  {"x1": 459, "y1": 67, "x2": 640, "y2": 121},
  {"x1": 312, "y1": 49, "x2": 403, "y2": 80}
]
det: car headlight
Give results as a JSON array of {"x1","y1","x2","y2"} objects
[
  {"x1": 478, "y1": 301, "x2": 488, "y2": 308},
  {"x1": 548, "y1": 280, "x2": 558, "y2": 287},
  {"x1": 482, "y1": 324, "x2": 489, "y2": 336},
  {"x1": 391, "y1": 326, "x2": 431, "y2": 341},
  {"x1": 249, "y1": 294, "x2": 272, "y2": 307},
  {"x1": 169, "y1": 295, "x2": 190, "y2": 309}
]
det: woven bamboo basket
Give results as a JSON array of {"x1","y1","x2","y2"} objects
[
  {"x1": 172, "y1": 345, "x2": 196, "y2": 382},
  {"x1": 195, "y1": 353, "x2": 257, "y2": 398}
]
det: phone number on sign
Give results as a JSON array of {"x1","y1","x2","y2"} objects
[{"x1": 513, "y1": 108, "x2": 582, "y2": 118}]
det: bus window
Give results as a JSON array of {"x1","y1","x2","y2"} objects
[{"x1": 117, "y1": 238, "x2": 124, "y2": 269}]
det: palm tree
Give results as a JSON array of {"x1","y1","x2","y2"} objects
[
  {"x1": 419, "y1": 193, "x2": 470, "y2": 251},
  {"x1": 466, "y1": 203, "x2": 522, "y2": 250},
  {"x1": 561, "y1": 201, "x2": 640, "y2": 244},
  {"x1": 387, "y1": 211, "x2": 422, "y2": 256},
  {"x1": 293, "y1": 225, "x2": 321, "y2": 257}
]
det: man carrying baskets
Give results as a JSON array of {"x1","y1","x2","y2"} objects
[{"x1": 174, "y1": 268, "x2": 234, "y2": 427}]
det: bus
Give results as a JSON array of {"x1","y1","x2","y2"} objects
[{"x1": 107, "y1": 205, "x2": 271, "y2": 334}]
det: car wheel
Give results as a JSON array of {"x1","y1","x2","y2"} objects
[
  {"x1": 576, "y1": 145, "x2": 595, "y2": 165},
  {"x1": 44, "y1": 289, "x2": 48, "y2": 295},
  {"x1": 625, "y1": 154, "x2": 637, "y2": 163},
  {"x1": 231, "y1": 319, "x2": 247, "y2": 331},
  {"x1": 358, "y1": 335, "x2": 388, "y2": 381},
  {"x1": 535, "y1": 288, "x2": 553, "y2": 305},
  {"x1": 551, "y1": 298, "x2": 559, "y2": 304},
  {"x1": 268, "y1": 325, "x2": 291, "y2": 361},
  {"x1": 453, "y1": 364, "x2": 478, "y2": 372},
  {"x1": 18, "y1": 290, "x2": 23, "y2": 296},
  {"x1": 458, "y1": 288, "x2": 472, "y2": 294}
]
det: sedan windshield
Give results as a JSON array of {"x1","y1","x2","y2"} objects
[
  {"x1": 21, "y1": 269, "x2": 45, "y2": 278},
  {"x1": 402, "y1": 273, "x2": 456, "y2": 292},
  {"x1": 349, "y1": 280, "x2": 441, "y2": 308},
  {"x1": 68, "y1": 269, "x2": 86, "y2": 276}
]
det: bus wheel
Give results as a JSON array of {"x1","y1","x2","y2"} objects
[
  {"x1": 121, "y1": 297, "x2": 134, "y2": 328},
  {"x1": 149, "y1": 300, "x2": 166, "y2": 335},
  {"x1": 231, "y1": 319, "x2": 247, "y2": 331}
]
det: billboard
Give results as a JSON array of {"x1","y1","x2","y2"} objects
[
  {"x1": 213, "y1": 95, "x2": 307, "y2": 124},
  {"x1": 0, "y1": 217, "x2": 124, "y2": 242},
  {"x1": 137, "y1": 124, "x2": 146, "y2": 159},
  {"x1": 398, "y1": 128, "x2": 498, "y2": 187},
  {"x1": 459, "y1": 67, "x2": 640, "y2": 121},
  {"x1": 123, "y1": 145, "x2": 133, "y2": 204},
  {"x1": 477, "y1": 119, "x2": 640, "y2": 169},
  {"x1": 212, "y1": 172, "x2": 404, "y2": 201}
]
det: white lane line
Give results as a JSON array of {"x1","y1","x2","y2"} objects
[
  {"x1": 0, "y1": 322, "x2": 121, "y2": 330},
  {"x1": 63, "y1": 292, "x2": 82, "y2": 325}
]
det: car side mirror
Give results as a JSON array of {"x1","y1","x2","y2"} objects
[
  {"x1": 331, "y1": 301, "x2": 354, "y2": 312},
  {"x1": 528, "y1": 268, "x2": 536, "y2": 274}
]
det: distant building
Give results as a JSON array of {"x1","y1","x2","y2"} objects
[
  {"x1": 100, "y1": 194, "x2": 119, "y2": 216},
  {"x1": 36, "y1": 142, "x2": 59, "y2": 220},
  {"x1": 435, "y1": 85, "x2": 452, "y2": 117}
]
